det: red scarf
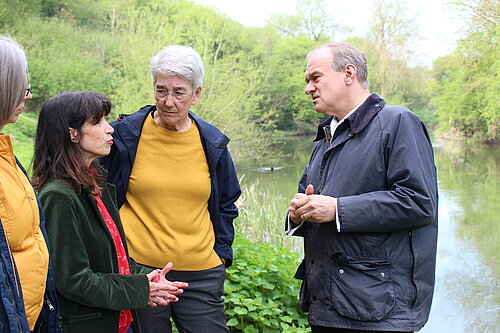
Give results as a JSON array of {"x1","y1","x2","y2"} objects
[{"x1": 94, "y1": 195, "x2": 133, "y2": 333}]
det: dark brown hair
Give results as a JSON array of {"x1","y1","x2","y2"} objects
[{"x1": 32, "y1": 91, "x2": 111, "y2": 195}]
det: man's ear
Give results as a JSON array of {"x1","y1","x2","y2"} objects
[{"x1": 344, "y1": 64, "x2": 357, "y2": 85}]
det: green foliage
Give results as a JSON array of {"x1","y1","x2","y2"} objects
[
  {"x1": 2, "y1": 0, "x2": 283, "y2": 158},
  {"x1": 22, "y1": 17, "x2": 120, "y2": 108},
  {"x1": 430, "y1": 0, "x2": 499, "y2": 141},
  {"x1": 236, "y1": 178, "x2": 303, "y2": 251},
  {"x1": 345, "y1": 36, "x2": 436, "y2": 127},
  {"x1": 1, "y1": 0, "x2": 496, "y2": 153},
  {"x1": 262, "y1": 36, "x2": 323, "y2": 132},
  {"x1": 2, "y1": 112, "x2": 38, "y2": 168},
  {"x1": 225, "y1": 233, "x2": 310, "y2": 333},
  {"x1": 346, "y1": 0, "x2": 436, "y2": 126},
  {"x1": 267, "y1": 0, "x2": 337, "y2": 42}
]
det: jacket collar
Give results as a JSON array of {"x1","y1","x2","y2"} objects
[
  {"x1": 189, "y1": 111, "x2": 230, "y2": 150},
  {"x1": 313, "y1": 93, "x2": 386, "y2": 141},
  {"x1": 116, "y1": 105, "x2": 229, "y2": 150}
]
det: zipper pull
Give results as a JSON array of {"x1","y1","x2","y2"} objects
[{"x1": 45, "y1": 298, "x2": 54, "y2": 311}]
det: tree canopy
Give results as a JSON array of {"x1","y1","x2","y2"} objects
[
  {"x1": 1, "y1": 0, "x2": 497, "y2": 160},
  {"x1": 430, "y1": 0, "x2": 499, "y2": 142}
]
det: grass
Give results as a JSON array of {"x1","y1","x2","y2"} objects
[
  {"x1": 2, "y1": 112, "x2": 37, "y2": 170},
  {"x1": 235, "y1": 178, "x2": 303, "y2": 254}
]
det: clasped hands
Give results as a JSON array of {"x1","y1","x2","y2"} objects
[
  {"x1": 146, "y1": 262, "x2": 188, "y2": 307},
  {"x1": 289, "y1": 184, "x2": 337, "y2": 224}
]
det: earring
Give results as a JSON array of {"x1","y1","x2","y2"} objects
[{"x1": 71, "y1": 138, "x2": 79, "y2": 143}]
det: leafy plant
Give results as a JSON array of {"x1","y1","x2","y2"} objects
[{"x1": 225, "y1": 233, "x2": 310, "y2": 333}]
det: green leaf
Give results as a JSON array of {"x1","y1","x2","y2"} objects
[
  {"x1": 226, "y1": 318, "x2": 238, "y2": 327},
  {"x1": 233, "y1": 306, "x2": 248, "y2": 315}
]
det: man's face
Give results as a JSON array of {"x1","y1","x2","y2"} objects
[
  {"x1": 154, "y1": 73, "x2": 201, "y2": 130},
  {"x1": 304, "y1": 48, "x2": 347, "y2": 117}
]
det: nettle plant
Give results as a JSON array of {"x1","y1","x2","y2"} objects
[{"x1": 224, "y1": 233, "x2": 310, "y2": 333}]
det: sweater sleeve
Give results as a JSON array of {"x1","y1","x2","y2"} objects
[{"x1": 39, "y1": 187, "x2": 149, "y2": 311}]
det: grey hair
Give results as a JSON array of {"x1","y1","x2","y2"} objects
[
  {"x1": 0, "y1": 35, "x2": 29, "y2": 126},
  {"x1": 150, "y1": 45, "x2": 204, "y2": 92},
  {"x1": 307, "y1": 42, "x2": 368, "y2": 89}
]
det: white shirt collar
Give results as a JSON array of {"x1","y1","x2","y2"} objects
[{"x1": 328, "y1": 101, "x2": 365, "y2": 142}]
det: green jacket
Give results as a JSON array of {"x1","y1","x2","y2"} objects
[{"x1": 39, "y1": 180, "x2": 150, "y2": 333}]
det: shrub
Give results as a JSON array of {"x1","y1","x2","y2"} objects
[{"x1": 225, "y1": 232, "x2": 310, "y2": 333}]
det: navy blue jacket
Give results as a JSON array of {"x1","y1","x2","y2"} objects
[
  {"x1": 0, "y1": 211, "x2": 30, "y2": 333},
  {"x1": 292, "y1": 94, "x2": 438, "y2": 331},
  {"x1": 100, "y1": 105, "x2": 241, "y2": 267},
  {"x1": 0, "y1": 160, "x2": 60, "y2": 333}
]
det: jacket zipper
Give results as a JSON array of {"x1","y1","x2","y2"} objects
[{"x1": 45, "y1": 298, "x2": 54, "y2": 311}]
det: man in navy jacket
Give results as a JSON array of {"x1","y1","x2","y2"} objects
[{"x1": 287, "y1": 43, "x2": 438, "y2": 332}]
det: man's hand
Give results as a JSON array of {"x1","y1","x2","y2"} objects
[
  {"x1": 289, "y1": 184, "x2": 337, "y2": 223},
  {"x1": 289, "y1": 185, "x2": 313, "y2": 223}
]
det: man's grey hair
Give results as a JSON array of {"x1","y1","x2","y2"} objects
[
  {"x1": 0, "y1": 35, "x2": 29, "y2": 126},
  {"x1": 150, "y1": 45, "x2": 204, "y2": 92},
  {"x1": 307, "y1": 42, "x2": 368, "y2": 89}
]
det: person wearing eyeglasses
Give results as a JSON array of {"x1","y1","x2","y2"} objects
[
  {"x1": 99, "y1": 45, "x2": 241, "y2": 333},
  {"x1": 0, "y1": 35, "x2": 60, "y2": 333}
]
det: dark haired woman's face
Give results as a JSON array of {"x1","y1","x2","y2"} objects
[{"x1": 77, "y1": 116, "x2": 114, "y2": 166}]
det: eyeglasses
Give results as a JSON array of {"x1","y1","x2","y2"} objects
[
  {"x1": 26, "y1": 83, "x2": 31, "y2": 97},
  {"x1": 154, "y1": 89, "x2": 188, "y2": 100}
]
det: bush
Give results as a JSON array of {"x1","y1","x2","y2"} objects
[{"x1": 225, "y1": 233, "x2": 310, "y2": 333}]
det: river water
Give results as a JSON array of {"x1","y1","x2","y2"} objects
[{"x1": 234, "y1": 137, "x2": 499, "y2": 333}]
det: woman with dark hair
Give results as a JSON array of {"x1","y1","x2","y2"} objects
[
  {"x1": 32, "y1": 91, "x2": 188, "y2": 333},
  {"x1": 0, "y1": 35, "x2": 60, "y2": 333}
]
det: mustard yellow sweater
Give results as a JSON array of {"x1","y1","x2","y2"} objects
[{"x1": 119, "y1": 116, "x2": 221, "y2": 270}]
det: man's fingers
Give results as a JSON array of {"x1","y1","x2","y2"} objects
[
  {"x1": 300, "y1": 209, "x2": 311, "y2": 221},
  {"x1": 293, "y1": 196, "x2": 311, "y2": 210},
  {"x1": 305, "y1": 184, "x2": 314, "y2": 195},
  {"x1": 295, "y1": 198, "x2": 312, "y2": 216},
  {"x1": 293, "y1": 193, "x2": 307, "y2": 200}
]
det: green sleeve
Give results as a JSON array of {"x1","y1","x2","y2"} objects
[{"x1": 40, "y1": 186, "x2": 149, "y2": 310}]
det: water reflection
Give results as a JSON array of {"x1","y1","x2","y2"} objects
[
  {"x1": 421, "y1": 140, "x2": 500, "y2": 332},
  {"x1": 233, "y1": 137, "x2": 499, "y2": 332}
]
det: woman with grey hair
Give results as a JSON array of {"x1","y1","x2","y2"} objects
[
  {"x1": 100, "y1": 45, "x2": 241, "y2": 333},
  {"x1": 0, "y1": 35, "x2": 60, "y2": 333}
]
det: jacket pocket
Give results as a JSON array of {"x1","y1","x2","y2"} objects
[
  {"x1": 63, "y1": 312, "x2": 101, "y2": 323},
  {"x1": 329, "y1": 251, "x2": 395, "y2": 321}
]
